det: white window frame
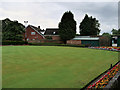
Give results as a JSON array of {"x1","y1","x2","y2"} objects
[{"x1": 31, "y1": 32, "x2": 36, "y2": 35}]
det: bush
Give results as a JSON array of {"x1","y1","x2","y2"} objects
[
  {"x1": 28, "y1": 42, "x2": 85, "y2": 47},
  {"x1": 99, "y1": 36, "x2": 111, "y2": 46},
  {"x1": 2, "y1": 41, "x2": 28, "y2": 45}
]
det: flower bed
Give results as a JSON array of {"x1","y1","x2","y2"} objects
[
  {"x1": 89, "y1": 47, "x2": 120, "y2": 51},
  {"x1": 87, "y1": 63, "x2": 119, "y2": 89}
]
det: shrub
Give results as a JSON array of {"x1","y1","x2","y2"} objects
[
  {"x1": 2, "y1": 41, "x2": 28, "y2": 45},
  {"x1": 28, "y1": 42, "x2": 85, "y2": 47}
]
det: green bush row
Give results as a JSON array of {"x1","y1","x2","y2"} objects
[
  {"x1": 2, "y1": 41, "x2": 28, "y2": 45},
  {"x1": 28, "y1": 42, "x2": 86, "y2": 47}
]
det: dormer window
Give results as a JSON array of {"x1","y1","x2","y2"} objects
[
  {"x1": 31, "y1": 32, "x2": 35, "y2": 35},
  {"x1": 53, "y1": 32, "x2": 56, "y2": 34}
]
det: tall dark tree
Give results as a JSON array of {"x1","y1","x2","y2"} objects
[
  {"x1": 58, "y1": 11, "x2": 76, "y2": 43},
  {"x1": 79, "y1": 14, "x2": 100, "y2": 36},
  {"x1": 2, "y1": 18, "x2": 25, "y2": 41}
]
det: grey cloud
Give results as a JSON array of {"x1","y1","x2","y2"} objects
[
  {"x1": 0, "y1": 2, "x2": 118, "y2": 34},
  {"x1": 55, "y1": 2, "x2": 118, "y2": 33}
]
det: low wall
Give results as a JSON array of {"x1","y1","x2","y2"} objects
[
  {"x1": 52, "y1": 36, "x2": 61, "y2": 40},
  {"x1": 28, "y1": 40, "x2": 63, "y2": 44},
  {"x1": 67, "y1": 40, "x2": 81, "y2": 45},
  {"x1": 105, "y1": 71, "x2": 120, "y2": 88}
]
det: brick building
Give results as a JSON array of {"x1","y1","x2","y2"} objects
[
  {"x1": 24, "y1": 25, "x2": 100, "y2": 46},
  {"x1": 24, "y1": 25, "x2": 45, "y2": 42},
  {"x1": 44, "y1": 28, "x2": 61, "y2": 40},
  {"x1": 67, "y1": 36, "x2": 100, "y2": 46}
]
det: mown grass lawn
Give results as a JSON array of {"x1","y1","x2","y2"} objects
[{"x1": 2, "y1": 46, "x2": 118, "y2": 88}]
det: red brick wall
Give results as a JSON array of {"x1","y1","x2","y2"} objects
[
  {"x1": 67, "y1": 40, "x2": 81, "y2": 45},
  {"x1": 52, "y1": 36, "x2": 60, "y2": 40},
  {"x1": 28, "y1": 40, "x2": 63, "y2": 43},
  {"x1": 25, "y1": 26, "x2": 44, "y2": 41}
]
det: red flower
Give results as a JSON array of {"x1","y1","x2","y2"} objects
[
  {"x1": 107, "y1": 72, "x2": 110, "y2": 74},
  {"x1": 92, "y1": 83, "x2": 96, "y2": 87},
  {"x1": 104, "y1": 75, "x2": 107, "y2": 77},
  {"x1": 100, "y1": 78, "x2": 103, "y2": 81},
  {"x1": 87, "y1": 85, "x2": 92, "y2": 89},
  {"x1": 97, "y1": 80, "x2": 101, "y2": 83}
]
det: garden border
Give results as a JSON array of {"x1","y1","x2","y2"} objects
[
  {"x1": 81, "y1": 61, "x2": 120, "y2": 90},
  {"x1": 88, "y1": 47, "x2": 120, "y2": 52}
]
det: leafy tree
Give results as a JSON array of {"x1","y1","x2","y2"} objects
[
  {"x1": 99, "y1": 36, "x2": 111, "y2": 46},
  {"x1": 58, "y1": 11, "x2": 76, "y2": 44},
  {"x1": 111, "y1": 28, "x2": 118, "y2": 35},
  {"x1": 111, "y1": 28, "x2": 120, "y2": 36},
  {"x1": 79, "y1": 14, "x2": 100, "y2": 36},
  {"x1": 102, "y1": 32, "x2": 111, "y2": 38},
  {"x1": 118, "y1": 29, "x2": 120, "y2": 34},
  {"x1": 2, "y1": 18, "x2": 25, "y2": 41},
  {"x1": 100, "y1": 32, "x2": 112, "y2": 46}
]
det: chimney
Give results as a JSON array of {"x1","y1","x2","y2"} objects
[{"x1": 38, "y1": 26, "x2": 40, "y2": 29}]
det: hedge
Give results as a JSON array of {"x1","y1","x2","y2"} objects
[
  {"x1": 28, "y1": 42, "x2": 86, "y2": 47},
  {"x1": 2, "y1": 41, "x2": 28, "y2": 45}
]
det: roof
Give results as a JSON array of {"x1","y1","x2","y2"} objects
[
  {"x1": 27, "y1": 25, "x2": 45, "y2": 39},
  {"x1": 73, "y1": 37, "x2": 99, "y2": 40},
  {"x1": 75, "y1": 36, "x2": 90, "y2": 38},
  {"x1": 44, "y1": 28, "x2": 59, "y2": 35},
  {"x1": 28, "y1": 25, "x2": 45, "y2": 32}
]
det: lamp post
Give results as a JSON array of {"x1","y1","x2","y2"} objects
[{"x1": 24, "y1": 21, "x2": 28, "y2": 42}]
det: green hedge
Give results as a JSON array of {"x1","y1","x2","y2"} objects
[
  {"x1": 28, "y1": 42, "x2": 86, "y2": 47},
  {"x1": 2, "y1": 41, "x2": 28, "y2": 45}
]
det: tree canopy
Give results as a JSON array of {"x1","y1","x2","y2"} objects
[
  {"x1": 102, "y1": 32, "x2": 111, "y2": 38},
  {"x1": 2, "y1": 18, "x2": 25, "y2": 41},
  {"x1": 79, "y1": 14, "x2": 100, "y2": 36},
  {"x1": 58, "y1": 11, "x2": 76, "y2": 43},
  {"x1": 111, "y1": 28, "x2": 120, "y2": 36}
]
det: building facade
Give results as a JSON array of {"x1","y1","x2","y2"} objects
[
  {"x1": 67, "y1": 36, "x2": 100, "y2": 46},
  {"x1": 44, "y1": 28, "x2": 60, "y2": 40},
  {"x1": 24, "y1": 25, "x2": 45, "y2": 42}
]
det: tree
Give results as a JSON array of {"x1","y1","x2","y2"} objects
[
  {"x1": 79, "y1": 14, "x2": 100, "y2": 36},
  {"x1": 2, "y1": 18, "x2": 25, "y2": 41},
  {"x1": 111, "y1": 29, "x2": 118, "y2": 35},
  {"x1": 118, "y1": 29, "x2": 120, "y2": 34},
  {"x1": 102, "y1": 32, "x2": 111, "y2": 38},
  {"x1": 58, "y1": 11, "x2": 76, "y2": 44},
  {"x1": 99, "y1": 32, "x2": 112, "y2": 46},
  {"x1": 99, "y1": 36, "x2": 111, "y2": 46},
  {"x1": 111, "y1": 28, "x2": 120, "y2": 36}
]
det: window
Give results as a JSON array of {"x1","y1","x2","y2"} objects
[
  {"x1": 27, "y1": 38, "x2": 29, "y2": 41},
  {"x1": 31, "y1": 32, "x2": 35, "y2": 35}
]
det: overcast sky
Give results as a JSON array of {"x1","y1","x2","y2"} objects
[{"x1": 0, "y1": 0, "x2": 119, "y2": 34}]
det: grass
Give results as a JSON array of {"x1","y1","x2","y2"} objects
[{"x1": 2, "y1": 46, "x2": 118, "y2": 88}]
